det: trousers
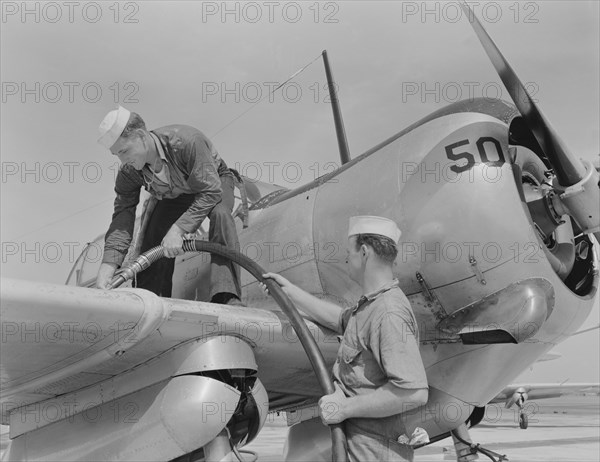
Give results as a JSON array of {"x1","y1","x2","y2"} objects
[{"x1": 135, "y1": 175, "x2": 241, "y2": 299}]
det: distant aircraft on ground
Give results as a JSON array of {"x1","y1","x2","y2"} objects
[{"x1": 487, "y1": 382, "x2": 600, "y2": 429}]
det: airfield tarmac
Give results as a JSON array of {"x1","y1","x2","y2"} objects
[
  {"x1": 245, "y1": 396, "x2": 600, "y2": 462},
  {"x1": 0, "y1": 396, "x2": 597, "y2": 461}
]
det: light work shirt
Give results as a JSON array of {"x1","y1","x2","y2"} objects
[{"x1": 333, "y1": 279, "x2": 428, "y2": 441}]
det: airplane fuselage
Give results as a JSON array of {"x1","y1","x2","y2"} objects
[{"x1": 219, "y1": 105, "x2": 598, "y2": 434}]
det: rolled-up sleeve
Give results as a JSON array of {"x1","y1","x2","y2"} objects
[
  {"x1": 102, "y1": 169, "x2": 142, "y2": 266},
  {"x1": 339, "y1": 307, "x2": 353, "y2": 334},
  {"x1": 370, "y1": 310, "x2": 428, "y2": 390},
  {"x1": 175, "y1": 135, "x2": 222, "y2": 233}
]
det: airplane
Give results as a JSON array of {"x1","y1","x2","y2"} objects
[
  {"x1": 472, "y1": 326, "x2": 600, "y2": 430},
  {"x1": 1, "y1": 4, "x2": 599, "y2": 462},
  {"x1": 490, "y1": 382, "x2": 600, "y2": 430}
]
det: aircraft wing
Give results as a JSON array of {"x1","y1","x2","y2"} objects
[
  {"x1": 536, "y1": 352, "x2": 561, "y2": 362},
  {"x1": 0, "y1": 277, "x2": 338, "y2": 459},
  {"x1": 491, "y1": 383, "x2": 600, "y2": 407}
]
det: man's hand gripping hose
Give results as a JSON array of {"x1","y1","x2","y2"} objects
[{"x1": 107, "y1": 239, "x2": 349, "y2": 462}]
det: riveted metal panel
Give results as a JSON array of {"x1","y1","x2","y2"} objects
[
  {"x1": 175, "y1": 336, "x2": 257, "y2": 375},
  {"x1": 238, "y1": 188, "x2": 323, "y2": 295}
]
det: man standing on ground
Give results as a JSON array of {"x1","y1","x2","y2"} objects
[
  {"x1": 264, "y1": 216, "x2": 428, "y2": 461},
  {"x1": 95, "y1": 106, "x2": 241, "y2": 304}
]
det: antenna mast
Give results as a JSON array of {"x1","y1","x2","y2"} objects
[{"x1": 322, "y1": 50, "x2": 351, "y2": 165}]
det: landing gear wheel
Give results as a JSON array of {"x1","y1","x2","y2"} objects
[{"x1": 519, "y1": 413, "x2": 528, "y2": 429}]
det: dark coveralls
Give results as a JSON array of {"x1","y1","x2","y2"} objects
[
  {"x1": 333, "y1": 280, "x2": 428, "y2": 462},
  {"x1": 102, "y1": 125, "x2": 240, "y2": 299}
]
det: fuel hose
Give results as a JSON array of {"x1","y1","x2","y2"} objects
[{"x1": 107, "y1": 239, "x2": 348, "y2": 462}]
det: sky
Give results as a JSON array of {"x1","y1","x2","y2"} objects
[{"x1": 1, "y1": 0, "x2": 599, "y2": 384}]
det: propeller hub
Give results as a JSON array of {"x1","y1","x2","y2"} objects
[{"x1": 551, "y1": 159, "x2": 600, "y2": 236}]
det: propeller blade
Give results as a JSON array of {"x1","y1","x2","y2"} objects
[{"x1": 460, "y1": 2, "x2": 586, "y2": 187}]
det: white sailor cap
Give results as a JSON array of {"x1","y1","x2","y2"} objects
[
  {"x1": 98, "y1": 106, "x2": 131, "y2": 149},
  {"x1": 348, "y1": 216, "x2": 402, "y2": 244}
]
